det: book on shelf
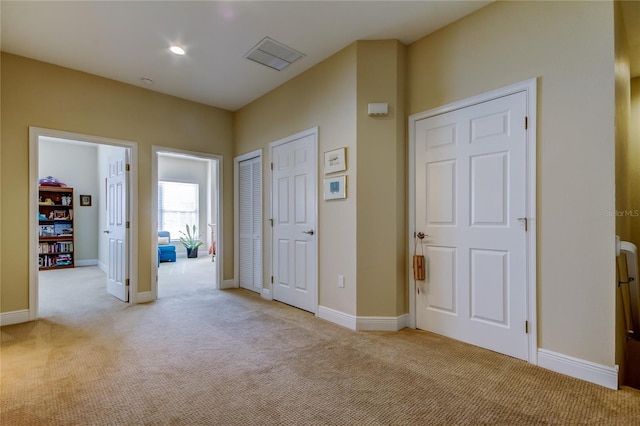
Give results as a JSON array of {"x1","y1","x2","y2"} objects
[
  {"x1": 39, "y1": 225, "x2": 54, "y2": 237},
  {"x1": 39, "y1": 242, "x2": 73, "y2": 254},
  {"x1": 53, "y1": 223, "x2": 73, "y2": 236},
  {"x1": 55, "y1": 254, "x2": 72, "y2": 265}
]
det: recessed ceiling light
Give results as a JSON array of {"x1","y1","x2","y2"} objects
[{"x1": 169, "y1": 45, "x2": 186, "y2": 55}]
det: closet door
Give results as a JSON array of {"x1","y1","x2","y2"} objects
[{"x1": 239, "y1": 156, "x2": 262, "y2": 293}]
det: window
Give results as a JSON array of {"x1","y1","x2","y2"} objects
[{"x1": 158, "y1": 181, "x2": 199, "y2": 241}]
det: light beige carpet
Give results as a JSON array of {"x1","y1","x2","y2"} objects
[{"x1": 2, "y1": 263, "x2": 640, "y2": 425}]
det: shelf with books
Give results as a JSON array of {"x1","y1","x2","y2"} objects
[{"x1": 38, "y1": 186, "x2": 75, "y2": 270}]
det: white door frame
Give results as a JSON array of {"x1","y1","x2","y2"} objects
[
  {"x1": 269, "y1": 127, "x2": 319, "y2": 310},
  {"x1": 408, "y1": 79, "x2": 538, "y2": 363},
  {"x1": 29, "y1": 126, "x2": 139, "y2": 319},
  {"x1": 151, "y1": 146, "x2": 223, "y2": 299},
  {"x1": 234, "y1": 149, "x2": 263, "y2": 292}
]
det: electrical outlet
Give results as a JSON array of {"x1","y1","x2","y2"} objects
[{"x1": 338, "y1": 275, "x2": 345, "y2": 288}]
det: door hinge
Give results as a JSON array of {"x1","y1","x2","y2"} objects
[
  {"x1": 271, "y1": 276, "x2": 274, "y2": 284},
  {"x1": 270, "y1": 162, "x2": 273, "y2": 170},
  {"x1": 126, "y1": 221, "x2": 130, "y2": 229},
  {"x1": 126, "y1": 278, "x2": 130, "y2": 287},
  {"x1": 126, "y1": 163, "x2": 130, "y2": 172},
  {"x1": 269, "y1": 218, "x2": 273, "y2": 227},
  {"x1": 525, "y1": 116, "x2": 528, "y2": 130},
  {"x1": 525, "y1": 320, "x2": 529, "y2": 334}
]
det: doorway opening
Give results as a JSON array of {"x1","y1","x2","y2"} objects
[
  {"x1": 29, "y1": 127, "x2": 138, "y2": 320},
  {"x1": 152, "y1": 147, "x2": 222, "y2": 300}
]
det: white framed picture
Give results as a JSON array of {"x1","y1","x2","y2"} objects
[
  {"x1": 324, "y1": 175, "x2": 347, "y2": 200},
  {"x1": 324, "y1": 147, "x2": 347, "y2": 174}
]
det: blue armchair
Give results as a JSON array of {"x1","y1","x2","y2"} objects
[{"x1": 158, "y1": 231, "x2": 177, "y2": 263}]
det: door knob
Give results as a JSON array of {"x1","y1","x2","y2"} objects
[
  {"x1": 302, "y1": 229, "x2": 315, "y2": 235},
  {"x1": 103, "y1": 230, "x2": 111, "y2": 234}
]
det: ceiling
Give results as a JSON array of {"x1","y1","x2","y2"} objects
[
  {"x1": 1, "y1": 1, "x2": 638, "y2": 112},
  {"x1": 0, "y1": 1, "x2": 490, "y2": 111}
]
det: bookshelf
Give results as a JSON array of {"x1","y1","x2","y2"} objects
[{"x1": 38, "y1": 186, "x2": 74, "y2": 270}]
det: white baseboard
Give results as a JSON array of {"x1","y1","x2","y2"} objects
[
  {"x1": 261, "y1": 287, "x2": 272, "y2": 300},
  {"x1": 98, "y1": 261, "x2": 107, "y2": 273},
  {"x1": 537, "y1": 349, "x2": 618, "y2": 390},
  {"x1": 356, "y1": 314, "x2": 410, "y2": 331},
  {"x1": 318, "y1": 306, "x2": 410, "y2": 331},
  {"x1": 0, "y1": 309, "x2": 30, "y2": 326},
  {"x1": 136, "y1": 291, "x2": 154, "y2": 304},
  {"x1": 318, "y1": 306, "x2": 357, "y2": 330},
  {"x1": 75, "y1": 259, "x2": 98, "y2": 267},
  {"x1": 221, "y1": 279, "x2": 236, "y2": 290}
]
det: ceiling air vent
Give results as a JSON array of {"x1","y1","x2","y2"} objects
[{"x1": 244, "y1": 37, "x2": 305, "y2": 71}]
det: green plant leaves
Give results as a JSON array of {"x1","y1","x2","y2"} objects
[{"x1": 179, "y1": 224, "x2": 204, "y2": 249}]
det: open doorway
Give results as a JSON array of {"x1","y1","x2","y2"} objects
[
  {"x1": 29, "y1": 127, "x2": 138, "y2": 320},
  {"x1": 151, "y1": 147, "x2": 222, "y2": 300}
]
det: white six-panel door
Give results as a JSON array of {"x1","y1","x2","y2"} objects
[
  {"x1": 239, "y1": 156, "x2": 262, "y2": 293},
  {"x1": 415, "y1": 92, "x2": 529, "y2": 360},
  {"x1": 106, "y1": 151, "x2": 129, "y2": 302},
  {"x1": 271, "y1": 130, "x2": 317, "y2": 313}
]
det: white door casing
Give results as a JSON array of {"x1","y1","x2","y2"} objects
[
  {"x1": 413, "y1": 87, "x2": 534, "y2": 361},
  {"x1": 239, "y1": 155, "x2": 262, "y2": 293},
  {"x1": 106, "y1": 151, "x2": 129, "y2": 302},
  {"x1": 27, "y1": 127, "x2": 138, "y2": 323},
  {"x1": 271, "y1": 128, "x2": 318, "y2": 313}
]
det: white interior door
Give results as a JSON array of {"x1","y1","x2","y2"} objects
[
  {"x1": 415, "y1": 92, "x2": 529, "y2": 360},
  {"x1": 271, "y1": 130, "x2": 317, "y2": 313},
  {"x1": 106, "y1": 150, "x2": 129, "y2": 302},
  {"x1": 239, "y1": 156, "x2": 262, "y2": 293}
]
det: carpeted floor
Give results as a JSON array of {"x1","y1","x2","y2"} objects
[{"x1": 2, "y1": 262, "x2": 640, "y2": 425}]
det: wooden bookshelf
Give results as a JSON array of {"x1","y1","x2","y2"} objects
[{"x1": 38, "y1": 186, "x2": 74, "y2": 270}]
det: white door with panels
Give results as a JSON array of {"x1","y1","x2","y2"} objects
[
  {"x1": 271, "y1": 130, "x2": 317, "y2": 313},
  {"x1": 414, "y1": 92, "x2": 529, "y2": 360},
  {"x1": 106, "y1": 150, "x2": 129, "y2": 302},
  {"x1": 239, "y1": 156, "x2": 262, "y2": 293}
]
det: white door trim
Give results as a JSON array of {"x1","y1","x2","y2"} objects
[
  {"x1": 269, "y1": 127, "x2": 319, "y2": 311},
  {"x1": 151, "y1": 146, "x2": 223, "y2": 299},
  {"x1": 29, "y1": 126, "x2": 139, "y2": 319},
  {"x1": 408, "y1": 78, "x2": 538, "y2": 363}
]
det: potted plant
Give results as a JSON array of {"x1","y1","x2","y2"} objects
[{"x1": 179, "y1": 224, "x2": 204, "y2": 258}]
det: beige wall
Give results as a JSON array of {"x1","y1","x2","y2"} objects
[
  {"x1": 1, "y1": 53, "x2": 233, "y2": 312},
  {"x1": 625, "y1": 77, "x2": 640, "y2": 386},
  {"x1": 355, "y1": 40, "x2": 407, "y2": 316},
  {"x1": 0, "y1": 51, "x2": 3, "y2": 307},
  {"x1": 235, "y1": 44, "x2": 358, "y2": 315},
  {"x1": 235, "y1": 1, "x2": 621, "y2": 367},
  {"x1": 1, "y1": 0, "x2": 625, "y2": 374},
  {"x1": 408, "y1": 1, "x2": 616, "y2": 366},
  {"x1": 629, "y1": 77, "x2": 640, "y2": 248},
  {"x1": 234, "y1": 40, "x2": 408, "y2": 318},
  {"x1": 615, "y1": 1, "x2": 632, "y2": 243}
]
